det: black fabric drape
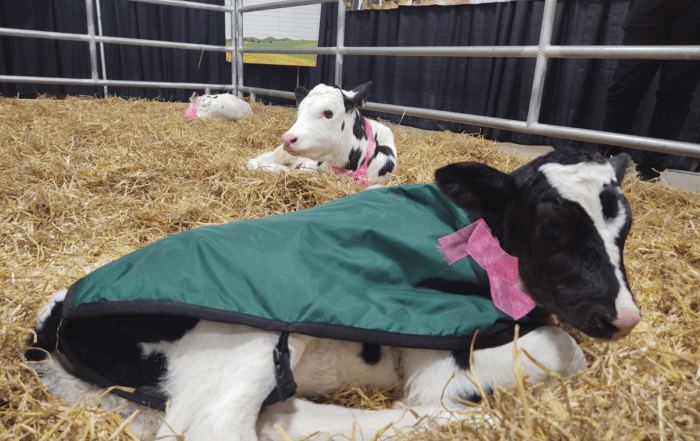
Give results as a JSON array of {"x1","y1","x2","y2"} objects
[
  {"x1": 1, "y1": 0, "x2": 231, "y2": 101},
  {"x1": 2, "y1": 0, "x2": 698, "y2": 168}
]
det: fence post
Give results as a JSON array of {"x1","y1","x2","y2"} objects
[
  {"x1": 85, "y1": 0, "x2": 100, "y2": 89},
  {"x1": 95, "y1": 0, "x2": 109, "y2": 97},
  {"x1": 231, "y1": 0, "x2": 238, "y2": 96},
  {"x1": 526, "y1": 0, "x2": 557, "y2": 127},
  {"x1": 236, "y1": 0, "x2": 245, "y2": 98},
  {"x1": 335, "y1": 0, "x2": 346, "y2": 87}
]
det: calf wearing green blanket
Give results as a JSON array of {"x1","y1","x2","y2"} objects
[{"x1": 27, "y1": 149, "x2": 639, "y2": 441}]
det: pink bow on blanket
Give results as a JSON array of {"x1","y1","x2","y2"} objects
[
  {"x1": 332, "y1": 118, "x2": 375, "y2": 186},
  {"x1": 186, "y1": 94, "x2": 207, "y2": 119},
  {"x1": 438, "y1": 219, "x2": 536, "y2": 320}
]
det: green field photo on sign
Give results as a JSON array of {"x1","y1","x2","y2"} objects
[{"x1": 226, "y1": 38, "x2": 318, "y2": 67}]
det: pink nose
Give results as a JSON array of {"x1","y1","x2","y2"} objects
[
  {"x1": 282, "y1": 134, "x2": 298, "y2": 151},
  {"x1": 611, "y1": 309, "x2": 641, "y2": 339}
]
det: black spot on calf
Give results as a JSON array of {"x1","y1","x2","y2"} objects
[
  {"x1": 360, "y1": 343, "x2": 382, "y2": 365},
  {"x1": 343, "y1": 147, "x2": 363, "y2": 171},
  {"x1": 455, "y1": 386, "x2": 492, "y2": 404},
  {"x1": 352, "y1": 112, "x2": 367, "y2": 141},
  {"x1": 600, "y1": 184, "x2": 618, "y2": 221},
  {"x1": 61, "y1": 315, "x2": 199, "y2": 389},
  {"x1": 25, "y1": 302, "x2": 64, "y2": 362}
]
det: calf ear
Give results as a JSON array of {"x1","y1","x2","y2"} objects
[
  {"x1": 295, "y1": 86, "x2": 310, "y2": 107},
  {"x1": 608, "y1": 153, "x2": 632, "y2": 185},
  {"x1": 343, "y1": 81, "x2": 373, "y2": 111},
  {"x1": 189, "y1": 92, "x2": 199, "y2": 104},
  {"x1": 435, "y1": 162, "x2": 517, "y2": 218}
]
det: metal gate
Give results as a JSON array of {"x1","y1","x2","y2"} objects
[{"x1": 1, "y1": 0, "x2": 699, "y2": 158}]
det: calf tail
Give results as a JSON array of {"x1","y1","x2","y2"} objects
[{"x1": 25, "y1": 289, "x2": 67, "y2": 361}]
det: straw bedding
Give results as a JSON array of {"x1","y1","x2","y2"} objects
[{"x1": 1, "y1": 95, "x2": 699, "y2": 440}]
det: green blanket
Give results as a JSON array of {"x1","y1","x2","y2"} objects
[{"x1": 63, "y1": 184, "x2": 540, "y2": 351}]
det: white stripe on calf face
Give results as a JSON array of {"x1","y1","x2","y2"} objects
[{"x1": 539, "y1": 162, "x2": 640, "y2": 330}]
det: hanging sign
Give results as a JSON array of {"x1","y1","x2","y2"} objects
[{"x1": 226, "y1": 0, "x2": 322, "y2": 67}]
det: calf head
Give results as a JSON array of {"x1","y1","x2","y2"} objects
[
  {"x1": 435, "y1": 148, "x2": 640, "y2": 340},
  {"x1": 282, "y1": 82, "x2": 372, "y2": 166}
]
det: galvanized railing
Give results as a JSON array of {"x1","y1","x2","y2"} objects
[{"x1": 1, "y1": 0, "x2": 699, "y2": 158}]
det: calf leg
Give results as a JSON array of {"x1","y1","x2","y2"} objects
[
  {"x1": 403, "y1": 326, "x2": 586, "y2": 406},
  {"x1": 257, "y1": 398, "x2": 462, "y2": 441},
  {"x1": 156, "y1": 322, "x2": 280, "y2": 441}
]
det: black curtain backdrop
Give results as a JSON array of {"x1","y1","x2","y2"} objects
[{"x1": 2, "y1": 0, "x2": 698, "y2": 168}]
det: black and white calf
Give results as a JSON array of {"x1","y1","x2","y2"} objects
[
  {"x1": 247, "y1": 82, "x2": 398, "y2": 185},
  {"x1": 27, "y1": 148, "x2": 640, "y2": 441},
  {"x1": 187, "y1": 92, "x2": 253, "y2": 120}
]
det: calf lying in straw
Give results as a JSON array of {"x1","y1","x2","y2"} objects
[
  {"x1": 27, "y1": 148, "x2": 639, "y2": 441},
  {"x1": 247, "y1": 82, "x2": 398, "y2": 186},
  {"x1": 187, "y1": 92, "x2": 252, "y2": 120}
]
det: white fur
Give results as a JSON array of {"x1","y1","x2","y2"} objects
[
  {"x1": 539, "y1": 162, "x2": 640, "y2": 325},
  {"x1": 34, "y1": 287, "x2": 67, "y2": 330},
  {"x1": 189, "y1": 92, "x2": 252, "y2": 120},
  {"x1": 248, "y1": 84, "x2": 397, "y2": 184}
]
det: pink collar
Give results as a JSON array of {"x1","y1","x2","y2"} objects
[
  {"x1": 186, "y1": 94, "x2": 207, "y2": 119},
  {"x1": 438, "y1": 219, "x2": 536, "y2": 320},
  {"x1": 332, "y1": 118, "x2": 375, "y2": 186}
]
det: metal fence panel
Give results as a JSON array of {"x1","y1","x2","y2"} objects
[{"x1": 0, "y1": 0, "x2": 698, "y2": 158}]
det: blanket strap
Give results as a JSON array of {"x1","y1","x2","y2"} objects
[{"x1": 261, "y1": 332, "x2": 297, "y2": 409}]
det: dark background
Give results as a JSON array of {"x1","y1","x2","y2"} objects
[{"x1": 2, "y1": 0, "x2": 699, "y2": 168}]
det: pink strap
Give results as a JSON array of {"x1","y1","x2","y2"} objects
[
  {"x1": 186, "y1": 94, "x2": 207, "y2": 119},
  {"x1": 438, "y1": 219, "x2": 536, "y2": 320},
  {"x1": 332, "y1": 118, "x2": 375, "y2": 186}
]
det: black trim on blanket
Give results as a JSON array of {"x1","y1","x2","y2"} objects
[{"x1": 63, "y1": 279, "x2": 547, "y2": 353}]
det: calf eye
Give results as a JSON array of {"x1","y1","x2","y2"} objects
[{"x1": 322, "y1": 110, "x2": 333, "y2": 119}]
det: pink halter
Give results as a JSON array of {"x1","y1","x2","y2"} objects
[
  {"x1": 186, "y1": 94, "x2": 207, "y2": 119},
  {"x1": 438, "y1": 219, "x2": 536, "y2": 320},
  {"x1": 332, "y1": 118, "x2": 375, "y2": 186}
]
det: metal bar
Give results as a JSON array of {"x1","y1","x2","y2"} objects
[
  {"x1": 0, "y1": 28, "x2": 234, "y2": 53},
  {"x1": 240, "y1": 45, "x2": 538, "y2": 56},
  {"x1": 4, "y1": 28, "x2": 698, "y2": 59},
  {"x1": 362, "y1": 101, "x2": 700, "y2": 158},
  {"x1": 234, "y1": 45, "x2": 700, "y2": 58},
  {"x1": 239, "y1": 0, "x2": 336, "y2": 14},
  {"x1": 530, "y1": 124, "x2": 700, "y2": 158},
  {"x1": 335, "y1": 0, "x2": 346, "y2": 86},
  {"x1": 236, "y1": 0, "x2": 244, "y2": 97},
  {"x1": 340, "y1": 46, "x2": 539, "y2": 57},
  {"x1": 239, "y1": 85, "x2": 295, "y2": 100},
  {"x1": 526, "y1": 0, "x2": 557, "y2": 127},
  {"x1": 544, "y1": 45, "x2": 700, "y2": 60},
  {"x1": 127, "y1": 0, "x2": 234, "y2": 13},
  {"x1": 85, "y1": 0, "x2": 100, "y2": 82},
  {"x1": 241, "y1": 46, "x2": 339, "y2": 55},
  {"x1": 95, "y1": 0, "x2": 109, "y2": 97},
  {"x1": 0, "y1": 74, "x2": 235, "y2": 91}
]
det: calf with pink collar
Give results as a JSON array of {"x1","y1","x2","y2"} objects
[
  {"x1": 26, "y1": 148, "x2": 640, "y2": 441},
  {"x1": 248, "y1": 82, "x2": 398, "y2": 185}
]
